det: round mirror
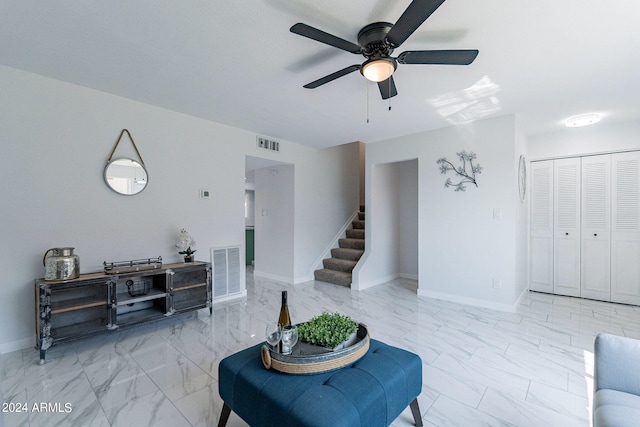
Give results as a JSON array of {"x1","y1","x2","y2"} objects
[{"x1": 104, "y1": 158, "x2": 148, "y2": 195}]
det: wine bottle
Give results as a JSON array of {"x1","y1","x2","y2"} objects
[
  {"x1": 278, "y1": 291, "x2": 291, "y2": 353},
  {"x1": 278, "y1": 291, "x2": 291, "y2": 327}
]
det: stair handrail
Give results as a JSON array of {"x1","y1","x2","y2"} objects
[{"x1": 310, "y1": 210, "x2": 361, "y2": 275}]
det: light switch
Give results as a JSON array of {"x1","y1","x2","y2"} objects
[
  {"x1": 493, "y1": 208, "x2": 503, "y2": 220},
  {"x1": 261, "y1": 209, "x2": 268, "y2": 216}
]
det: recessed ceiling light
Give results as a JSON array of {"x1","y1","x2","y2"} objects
[{"x1": 564, "y1": 113, "x2": 601, "y2": 128}]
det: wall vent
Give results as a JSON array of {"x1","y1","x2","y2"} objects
[
  {"x1": 257, "y1": 136, "x2": 280, "y2": 152},
  {"x1": 211, "y1": 246, "x2": 241, "y2": 299}
]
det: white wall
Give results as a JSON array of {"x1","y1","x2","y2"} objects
[
  {"x1": 244, "y1": 190, "x2": 255, "y2": 227},
  {"x1": 356, "y1": 115, "x2": 526, "y2": 310},
  {"x1": 528, "y1": 120, "x2": 640, "y2": 160},
  {"x1": 398, "y1": 159, "x2": 419, "y2": 280},
  {"x1": 254, "y1": 164, "x2": 295, "y2": 282},
  {"x1": 514, "y1": 119, "x2": 529, "y2": 301},
  {"x1": 359, "y1": 141, "x2": 366, "y2": 206},
  {"x1": 292, "y1": 142, "x2": 361, "y2": 282},
  {"x1": 354, "y1": 162, "x2": 401, "y2": 287},
  {"x1": 0, "y1": 66, "x2": 359, "y2": 352}
]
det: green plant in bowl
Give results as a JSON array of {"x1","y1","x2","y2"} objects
[{"x1": 298, "y1": 312, "x2": 358, "y2": 349}]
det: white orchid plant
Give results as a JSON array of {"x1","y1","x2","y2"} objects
[{"x1": 176, "y1": 228, "x2": 197, "y2": 256}]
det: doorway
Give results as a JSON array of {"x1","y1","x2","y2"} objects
[
  {"x1": 353, "y1": 158, "x2": 418, "y2": 289},
  {"x1": 245, "y1": 156, "x2": 295, "y2": 282}
]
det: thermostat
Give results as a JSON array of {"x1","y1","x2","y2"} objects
[{"x1": 200, "y1": 189, "x2": 210, "y2": 199}]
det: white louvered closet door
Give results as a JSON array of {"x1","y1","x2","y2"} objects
[
  {"x1": 553, "y1": 158, "x2": 581, "y2": 297},
  {"x1": 611, "y1": 152, "x2": 640, "y2": 305},
  {"x1": 530, "y1": 160, "x2": 554, "y2": 293},
  {"x1": 581, "y1": 155, "x2": 611, "y2": 301}
]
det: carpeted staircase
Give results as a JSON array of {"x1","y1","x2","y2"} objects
[{"x1": 314, "y1": 207, "x2": 365, "y2": 287}]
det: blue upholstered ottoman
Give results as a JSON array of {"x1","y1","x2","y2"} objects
[{"x1": 217, "y1": 339, "x2": 423, "y2": 427}]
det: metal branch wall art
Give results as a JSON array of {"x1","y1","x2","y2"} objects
[{"x1": 437, "y1": 151, "x2": 483, "y2": 192}]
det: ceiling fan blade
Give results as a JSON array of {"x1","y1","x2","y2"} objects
[
  {"x1": 397, "y1": 49, "x2": 479, "y2": 65},
  {"x1": 386, "y1": 0, "x2": 446, "y2": 48},
  {"x1": 303, "y1": 65, "x2": 361, "y2": 89},
  {"x1": 290, "y1": 23, "x2": 362, "y2": 54},
  {"x1": 378, "y1": 76, "x2": 398, "y2": 99}
]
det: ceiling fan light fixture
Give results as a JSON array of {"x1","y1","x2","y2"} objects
[
  {"x1": 361, "y1": 58, "x2": 396, "y2": 82},
  {"x1": 564, "y1": 113, "x2": 601, "y2": 128}
]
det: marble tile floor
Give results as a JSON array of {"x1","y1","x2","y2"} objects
[{"x1": 3, "y1": 268, "x2": 640, "y2": 426}]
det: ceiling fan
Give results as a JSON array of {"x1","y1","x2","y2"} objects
[{"x1": 290, "y1": 0, "x2": 478, "y2": 100}]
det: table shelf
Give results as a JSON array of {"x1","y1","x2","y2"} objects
[
  {"x1": 51, "y1": 297, "x2": 108, "y2": 314},
  {"x1": 116, "y1": 288, "x2": 167, "y2": 306}
]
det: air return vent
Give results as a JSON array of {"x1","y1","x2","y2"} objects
[
  {"x1": 257, "y1": 136, "x2": 280, "y2": 152},
  {"x1": 212, "y1": 246, "x2": 241, "y2": 299}
]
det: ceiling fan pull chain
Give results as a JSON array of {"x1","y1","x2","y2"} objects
[
  {"x1": 366, "y1": 82, "x2": 370, "y2": 123},
  {"x1": 388, "y1": 79, "x2": 392, "y2": 111}
]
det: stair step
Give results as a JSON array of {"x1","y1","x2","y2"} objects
[
  {"x1": 339, "y1": 238, "x2": 364, "y2": 250},
  {"x1": 358, "y1": 212, "x2": 365, "y2": 220},
  {"x1": 331, "y1": 248, "x2": 364, "y2": 261},
  {"x1": 314, "y1": 269, "x2": 351, "y2": 287},
  {"x1": 360, "y1": 205, "x2": 365, "y2": 212},
  {"x1": 352, "y1": 220, "x2": 365, "y2": 229},
  {"x1": 322, "y1": 258, "x2": 357, "y2": 273},
  {"x1": 346, "y1": 229, "x2": 364, "y2": 239}
]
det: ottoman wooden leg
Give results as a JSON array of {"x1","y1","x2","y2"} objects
[
  {"x1": 217, "y1": 403, "x2": 231, "y2": 427},
  {"x1": 410, "y1": 398, "x2": 423, "y2": 426}
]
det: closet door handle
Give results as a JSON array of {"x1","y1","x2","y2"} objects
[
  {"x1": 594, "y1": 233, "x2": 598, "y2": 237},
  {"x1": 565, "y1": 232, "x2": 569, "y2": 236}
]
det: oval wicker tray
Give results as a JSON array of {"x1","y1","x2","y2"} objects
[{"x1": 261, "y1": 323, "x2": 369, "y2": 375}]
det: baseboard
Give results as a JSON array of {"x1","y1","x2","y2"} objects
[
  {"x1": 0, "y1": 336, "x2": 34, "y2": 354},
  {"x1": 213, "y1": 291, "x2": 247, "y2": 305},
  {"x1": 398, "y1": 273, "x2": 419, "y2": 281},
  {"x1": 253, "y1": 270, "x2": 294, "y2": 284},
  {"x1": 417, "y1": 289, "x2": 519, "y2": 313},
  {"x1": 514, "y1": 285, "x2": 529, "y2": 306},
  {"x1": 352, "y1": 273, "x2": 399, "y2": 291},
  {"x1": 352, "y1": 272, "x2": 417, "y2": 290},
  {"x1": 255, "y1": 271, "x2": 314, "y2": 285},
  {"x1": 293, "y1": 275, "x2": 314, "y2": 284}
]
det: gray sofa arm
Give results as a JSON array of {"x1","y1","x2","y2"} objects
[{"x1": 594, "y1": 333, "x2": 640, "y2": 395}]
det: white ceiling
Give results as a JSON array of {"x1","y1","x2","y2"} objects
[{"x1": 2, "y1": 1, "x2": 640, "y2": 149}]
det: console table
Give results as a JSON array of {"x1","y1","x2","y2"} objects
[{"x1": 35, "y1": 261, "x2": 211, "y2": 364}]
